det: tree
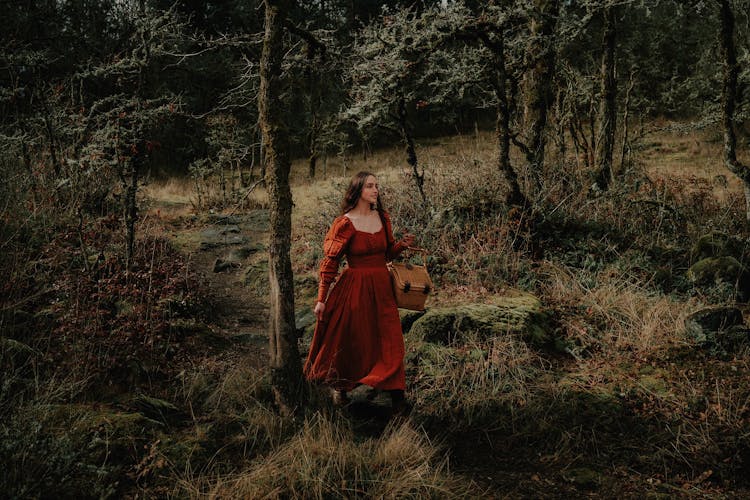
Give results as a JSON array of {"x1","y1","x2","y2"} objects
[
  {"x1": 258, "y1": 0, "x2": 304, "y2": 412},
  {"x1": 344, "y1": 5, "x2": 494, "y2": 206},
  {"x1": 718, "y1": 0, "x2": 750, "y2": 222},
  {"x1": 520, "y1": 0, "x2": 561, "y2": 192},
  {"x1": 451, "y1": 4, "x2": 529, "y2": 207},
  {"x1": 594, "y1": 4, "x2": 617, "y2": 190}
]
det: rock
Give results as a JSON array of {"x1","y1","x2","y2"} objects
[
  {"x1": 563, "y1": 467, "x2": 601, "y2": 488},
  {"x1": 295, "y1": 307, "x2": 316, "y2": 338},
  {"x1": 213, "y1": 245, "x2": 264, "y2": 273},
  {"x1": 204, "y1": 214, "x2": 242, "y2": 225},
  {"x1": 399, "y1": 309, "x2": 426, "y2": 334},
  {"x1": 245, "y1": 209, "x2": 270, "y2": 231},
  {"x1": 228, "y1": 244, "x2": 263, "y2": 261},
  {"x1": 220, "y1": 225, "x2": 241, "y2": 234},
  {"x1": 409, "y1": 293, "x2": 550, "y2": 346},
  {"x1": 685, "y1": 306, "x2": 746, "y2": 351},
  {"x1": 245, "y1": 261, "x2": 269, "y2": 295},
  {"x1": 199, "y1": 227, "x2": 248, "y2": 250},
  {"x1": 685, "y1": 306, "x2": 743, "y2": 336},
  {"x1": 690, "y1": 231, "x2": 747, "y2": 263},
  {"x1": 716, "y1": 325, "x2": 750, "y2": 351},
  {"x1": 213, "y1": 258, "x2": 240, "y2": 273},
  {"x1": 133, "y1": 394, "x2": 185, "y2": 425},
  {"x1": 687, "y1": 256, "x2": 750, "y2": 299}
]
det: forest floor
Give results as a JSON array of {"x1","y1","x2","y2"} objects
[{"x1": 128, "y1": 124, "x2": 750, "y2": 498}]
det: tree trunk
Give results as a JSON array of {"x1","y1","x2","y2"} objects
[
  {"x1": 259, "y1": 0, "x2": 304, "y2": 412},
  {"x1": 490, "y1": 31, "x2": 526, "y2": 207},
  {"x1": 719, "y1": 0, "x2": 750, "y2": 222},
  {"x1": 595, "y1": 5, "x2": 617, "y2": 191},
  {"x1": 308, "y1": 153, "x2": 317, "y2": 179},
  {"x1": 40, "y1": 94, "x2": 61, "y2": 177},
  {"x1": 521, "y1": 0, "x2": 560, "y2": 191},
  {"x1": 397, "y1": 98, "x2": 427, "y2": 206},
  {"x1": 619, "y1": 70, "x2": 635, "y2": 171},
  {"x1": 124, "y1": 146, "x2": 141, "y2": 270}
]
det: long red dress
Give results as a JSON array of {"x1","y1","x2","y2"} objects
[{"x1": 303, "y1": 211, "x2": 407, "y2": 392}]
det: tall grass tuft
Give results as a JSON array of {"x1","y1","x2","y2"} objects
[{"x1": 176, "y1": 414, "x2": 476, "y2": 499}]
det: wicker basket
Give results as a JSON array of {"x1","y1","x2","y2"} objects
[{"x1": 387, "y1": 247, "x2": 433, "y2": 311}]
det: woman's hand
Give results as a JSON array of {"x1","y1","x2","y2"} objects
[
  {"x1": 401, "y1": 233, "x2": 415, "y2": 248},
  {"x1": 314, "y1": 301, "x2": 326, "y2": 321}
]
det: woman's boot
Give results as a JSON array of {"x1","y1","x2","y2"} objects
[{"x1": 389, "y1": 389, "x2": 412, "y2": 417}]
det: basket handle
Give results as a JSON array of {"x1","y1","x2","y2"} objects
[{"x1": 403, "y1": 246, "x2": 428, "y2": 267}]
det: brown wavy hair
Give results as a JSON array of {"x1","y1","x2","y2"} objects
[{"x1": 340, "y1": 171, "x2": 385, "y2": 214}]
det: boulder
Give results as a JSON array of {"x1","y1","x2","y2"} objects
[
  {"x1": 687, "y1": 256, "x2": 750, "y2": 299},
  {"x1": 399, "y1": 309, "x2": 426, "y2": 334},
  {"x1": 685, "y1": 306, "x2": 743, "y2": 337},
  {"x1": 684, "y1": 306, "x2": 750, "y2": 352},
  {"x1": 213, "y1": 258, "x2": 240, "y2": 273},
  {"x1": 409, "y1": 293, "x2": 550, "y2": 346},
  {"x1": 690, "y1": 231, "x2": 747, "y2": 263}
]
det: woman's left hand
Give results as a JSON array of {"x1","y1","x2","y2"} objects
[{"x1": 401, "y1": 233, "x2": 415, "y2": 247}]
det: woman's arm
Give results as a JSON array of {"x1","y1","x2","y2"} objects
[
  {"x1": 383, "y1": 211, "x2": 414, "y2": 260},
  {"x1": 316, "y1": 216, "x2": 354, "y2": 305}
]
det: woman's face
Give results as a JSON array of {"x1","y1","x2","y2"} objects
[{"x1": 360, "y1": 175, "x2": 379, "y2": 206}]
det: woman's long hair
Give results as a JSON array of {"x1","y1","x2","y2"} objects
[{"x1": 340, "y1": 171, "x2": 385, "y2": 214}]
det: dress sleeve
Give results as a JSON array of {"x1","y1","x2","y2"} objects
[
  {"x1": 383, "y1": 211, "x2": 407, "y2": 261},
  {"x1": 317, "y1": 216, "x2": 355, "y2": 303}
]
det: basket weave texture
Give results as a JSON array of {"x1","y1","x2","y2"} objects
[{"x1": 388, "y1": 258, "x2": 433, "y2": 311}]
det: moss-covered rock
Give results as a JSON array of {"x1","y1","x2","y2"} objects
[
  {"x1": 684, "y1": 306, "x2": 743, "y2": 338},
  {"x1": 687, "y1": 256, "x2": 750, "y2": 300},
  {"x1": 409, "y1": 293, "x2": 550, "y2": 346},
  {"x1": 244, "y1": 260, "x2": 269, "y2": 295},
  {"x1": 690, "y1": 231, "x2": 747, "y2": 263},
  {"x1": 684, "y1": 306, "x2": 750, "y2": 353},
  {"x1": 562, "y1": 467, "x2": 602, "y2": 488},
  {"x1": 399, "y1": 309, "x2": 426, "y2": 334}
]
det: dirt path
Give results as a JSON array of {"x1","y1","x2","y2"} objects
[{"x1": 149, "y1": 199, "x2": 272, "y2": 369}]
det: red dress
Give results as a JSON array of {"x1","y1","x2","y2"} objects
[{"x1": 304, "y1": 211, "x2": 407, "y2": 392}]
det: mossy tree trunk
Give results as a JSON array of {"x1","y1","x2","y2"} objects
[
  {"x1": 482, "y1": 31, "x2": 528, "y2": 208},
  {"x1": 259, "y1": 0, "x2": 304, "y2": 412},
  {"x1": 719, "y1": 0, "x2": 750, "y2": 223},
  {"x1": 521, "y1": 0, "x2": 560, "y2": 192},
  {"x1": 595, "y1": 5, "x2": 617, "y2": 191}
]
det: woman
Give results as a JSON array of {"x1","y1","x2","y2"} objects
[{"x1": 303, "y1": 171, "x2": 415, "y2": 415}]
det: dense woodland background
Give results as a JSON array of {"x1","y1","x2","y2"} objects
[{"x1": 4, "y1": 0, "x2": 750, "y2": 497}]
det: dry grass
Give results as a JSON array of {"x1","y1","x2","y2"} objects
[
  {"x1": 539, "y1": 262, "x2": 694, "y2": 356},
  {"x1": 639, "y1": 125, "x2": 750, "y2": 205},
  {"x1": 408, "y1": 333, "x2": 544, "y2": 426},
  {"x1": 176, "y1": 414, "x2": 476, "y2": 499}
]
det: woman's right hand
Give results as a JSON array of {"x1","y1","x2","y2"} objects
[{"x1": 314, "y1": 301, "x2": 326, "y2": 321}]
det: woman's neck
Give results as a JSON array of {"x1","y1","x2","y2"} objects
[{"x1": 349, "y1": 200, "x2": 374, "y2": 216}]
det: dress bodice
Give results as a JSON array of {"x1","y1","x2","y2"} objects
[{"x1": 346, "y1": 227, "x2": 388, "y2": 268}]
